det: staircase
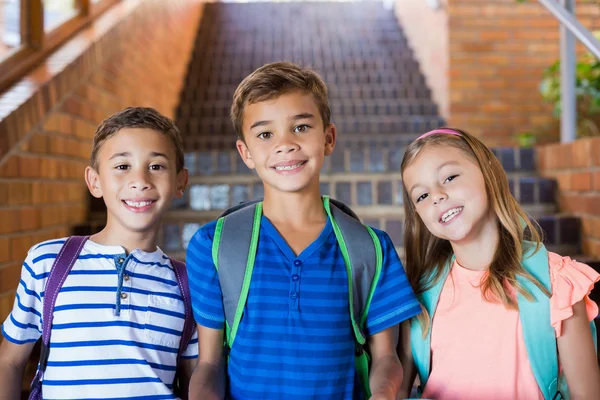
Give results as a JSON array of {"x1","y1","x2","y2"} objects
[{"x1": 165, "y1": 1, "x2": 586, "y2": 265}]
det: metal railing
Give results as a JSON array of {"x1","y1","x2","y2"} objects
[{"x1": 539, "y1": 0, "x2": 600, "y2": 143}]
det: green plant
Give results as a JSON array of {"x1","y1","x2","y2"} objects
[
  {"x1": 515, "y1": 131, "x2": 537, "y2": 147},
  {"x1": 538, "y1": 31, "x2": 600, "y2": 138}
]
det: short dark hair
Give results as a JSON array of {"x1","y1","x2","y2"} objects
[
  {"x1": 90, "y1": 107, "x2": 184, "y2": 172},
  {"x1": 231, "y1": 61, "x2": 331, "y2": 139}
]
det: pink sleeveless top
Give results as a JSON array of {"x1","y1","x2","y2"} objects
[{"x1": 422, "y1": 252, "x2": 599, "y2": 400}]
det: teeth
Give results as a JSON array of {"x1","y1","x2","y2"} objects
[
  {"x1": 125, "y1": 201, "x2": 153, "y2": 207},
  {"x1": 275, "y1": 162, "x2": 304, "y2": 171},
  {"x1": 442, "y1": 207, "x2": 462, "y2": 222}
]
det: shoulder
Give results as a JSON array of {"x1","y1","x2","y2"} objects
[
  {"x1": 367, "y1": 227, "x2": 396, "y2": 254},
  {"x1": 26, "y1": 237, "x2": 70, "y2": 266},
  {"x1": 189, "y1": 220, "x2": 218, "y2": 246}
]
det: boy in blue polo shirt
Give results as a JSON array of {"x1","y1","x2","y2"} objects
[
  {"x1": 186, "y1": 62, "x2": 421, "y2": 399},
  {"x1": 0, "y1": 107, "x2": 197, "y2": 399}
]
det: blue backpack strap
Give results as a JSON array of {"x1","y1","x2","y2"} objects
[
  {"x1": 519, "y1": 244, "x2": 598, "y2": 400},
  {"x1": 409, "y1": 256, "x2": 453, "y2": 394},
  {"x1": 517, "y1": 244, "x2": 559, "y2": 400},
  {"x1": 212, "y1": 202, "x2": 262, "y2": 347},
  {"x1": 169, "y1": 257, "x2": 195, "y2": 360},
  {"x1": 29, "y1": 236, "x2": 89, "y2": 400}
]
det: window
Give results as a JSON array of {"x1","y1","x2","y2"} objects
[
  {"x1": 0, "y1": 0, "x2": 120, "y2": 92},
  {"x1": 0, "y1": 0, "x2": 20, "y2": 59},
  {"x1": 44, "y1": 0, "x2": 79, "y2": 33}
]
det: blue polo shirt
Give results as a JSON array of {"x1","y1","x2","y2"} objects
[{"x1": 186, "y1": 216, "x2": 420, "y2": 399}]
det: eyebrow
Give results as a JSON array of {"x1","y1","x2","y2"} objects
[
  {"x1": 248, "y1": 113, "x2": 316, "y2": 130},
  {"x1": 408, "y1": 161, "x2": 461, "y2": 196},
  {"x1": 109, "y1": 152, "x2": 170, "y2": 160}
]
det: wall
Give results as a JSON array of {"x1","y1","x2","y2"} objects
[
  {"x1": 395, "y1": 0, "x2": 600, "y2": 145},
  {"x1": 394, "y1": 0, "x2": 449, "y2": 120},
  {"x1": 537, "y1": 138, "x2": 600, "y2": 257},
  {"x1": 0, "y1": 0, "x2": 203, "y2": 325}
]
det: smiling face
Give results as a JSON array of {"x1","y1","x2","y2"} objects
[
  {"x1": 85, "y1": 128, "x2": 187, "y2": 237},
  {"x1": 236, "y1": 91, "x2": 336, "y2": 196},
  {"x1": 402, "y1": 144, "x2": 495, "y2": 245}
]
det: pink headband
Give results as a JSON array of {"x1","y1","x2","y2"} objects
[{"x1": 416, "y1": 128, "x2": 462, "y2": 141}]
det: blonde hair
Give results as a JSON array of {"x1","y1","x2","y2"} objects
[{"x1": 400, "y1": 128, "x2": 550, "y2": 332}]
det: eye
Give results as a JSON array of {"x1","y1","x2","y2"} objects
[
  {"x1": 149, "y1": 164, "x2": 165, "y2": 171},
  {"x1": 444, "y1": 174, "x2": 458, "y2": 184},
  {"x1": 416, "y1": 193, "x2": 428, "y2": 203},
  {"x1": 294, "y1": 124, "x2": 311, "y2": 133},
  {"x1": 257, "y1": 132, "x2": 273, "y2": 140},
  {"x1": 115, "y1": 165, "x2": 130, "y2": 170}
]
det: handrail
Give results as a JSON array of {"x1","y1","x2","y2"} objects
[
  {"x1": 536, "y1": 0, "x2": 599, "y2": 143},
  {"x1": 538, "y1": 0, "x2": 600, "y2": 60}
]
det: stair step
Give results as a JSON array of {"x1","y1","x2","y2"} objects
[
  {"x1": 180, "y1": 84, "x2": 439, "y2": 103},
  {"x1": 182, "y1": 145, "x2": 538, "y2": 177}
]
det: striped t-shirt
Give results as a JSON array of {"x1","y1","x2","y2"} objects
[
  {"x1": 186, "y1": 216, "x2": 421, "y2": 399},
  {"x1": 1, "y1": 238, "x2": 198, "y2": 400}
]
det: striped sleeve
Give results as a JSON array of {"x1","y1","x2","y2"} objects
[
  {"x1": 185, "y1": 221, "x2": 225, "y2": 330},
  {"x1": 1, "y1": 245, "x2": 48, "y2": 344},
  {"x1": 364, "y1": 229, "x2": 421, "y2": 336},
  {"x1": 181, "y1": 329, "x2": 199, "y2": 359}
]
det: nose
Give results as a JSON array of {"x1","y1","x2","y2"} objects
[
  {"x1": 275, "y1": 133, "x2": 300, "y2": 154},
  {"x1": 129, "y1": 169, "x2": 151, "y2": 191},
  {"x1": 432, "y1": 189, "x2": 447, "y2": 205}
]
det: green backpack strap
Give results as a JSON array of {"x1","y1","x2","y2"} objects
[
  {"x1": 212, "y1": 202, "x2": 262, "y2": 347},
  {"x1": 324, "y1": 196, "x2": 383, "y2": 397},
  {"x1": 409, "y1": 257, "x2": 453, "y2": 394},
  {"x1": 519, "y1": 243, "x2": 598, "y2": 400},
  {"x1": 213, "y1": 196, "x2": 382, "y2": 397}
]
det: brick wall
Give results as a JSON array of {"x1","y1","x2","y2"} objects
[
  {"x1": 537, "y1": 138, "x2": 600, "y2": 257},
  {"x1": 449, "y1": 0, "x2": 600, "y2": 146},
  {"x1": 394, "y1": 0, "x2": 449, "y2": 120},
  {"x1": 395, "y1": 0, "x2": 600, "y2": 146},
  {"x1": 0, "y1": 0, "x2": 202, "y2": 325}
]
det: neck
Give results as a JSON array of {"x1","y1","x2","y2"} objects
[
  {"x1": 91, "y1": 218, "x2": 160, "y2": 254},
  {"x1": 450, "y1": 213, "x2": 499, "y2": 271},
  {"x1": 262, "y1": 182, "x2": 326, "y2": 226}
]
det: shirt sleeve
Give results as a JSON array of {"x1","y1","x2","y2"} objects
[
  {"x1": 181, "y1": 329, "x2": 199, "y2": 359},
  {"x1": 548, "y1": 252, "x2": 600, "y2": 337},
  {"x1": 1, "y1": 246, "x2": 48, "y2": 344},
  {"x1": 364, "y1": 229, "x2": 421, "y2": 336},
  {"x1": 186, "y1": 220, "x2": 225, "y2": 330}
]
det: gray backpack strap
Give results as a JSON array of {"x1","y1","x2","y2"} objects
[
  {"x1": 212, "y1": 202, "x2": 262, "y2": 347},
  {"x1": 326, "y1": 197, "x2": 382, "y2": 344}
]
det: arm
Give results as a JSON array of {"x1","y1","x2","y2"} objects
[
  {"x1": 0, "y1": 338, "x2": 36, "y2": 400},
  {"x1": 188, "y1": 324, "x2": 226, "y2": 400},
  {"x1": 557, "y1": 300, "x2": 600, "y2": 400},
  {"x1": 368, "y1": 325, "x2": 402, "y2": 400},
  {"x1": 177, "y1": 356, "x2": 198, "y2": 399},
  {"x1": 397, "y1": 320, "x2": 416, "y2": 399}
]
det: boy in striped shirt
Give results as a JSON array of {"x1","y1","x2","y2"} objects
[
  {"x1": 0, "y1": 107, "x2": 197, "y2": 399},
  {"x1": 186, "y1": 62, "x2": 421, "y2": 399}
]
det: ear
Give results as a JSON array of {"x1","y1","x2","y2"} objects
[
  {"x1": 324, "y1": 123, "x2": 337, "y2": 156},
  {"x1": 175, "y1": 167, "x2": 189, "y2": 198},
  {"x1": 236, "y1": 139, "x2": 256, "y2": 170},
  {"x1": 85, "y1": 166, "x2": 103, "y2": 198}
]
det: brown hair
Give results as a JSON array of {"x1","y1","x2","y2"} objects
[
  {"x1": 90, "y1": 107, "x2": 184, "y2": 172},
  {"x1": 231, "y1": 61, "x2": 331, "y2": 139},
  {"x1": 401, "y1": 128, "x2": 549, "y2": 332}
]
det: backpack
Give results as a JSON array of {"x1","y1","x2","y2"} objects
[
  {"x1": 28, "y1": 235, "x2": 195, "y2": 400},
  {"x1": 410, "y1": 243, "x2": 598, "y2": 400},
  {"x1": 213, "y1": 196, "x2": 383, "y2": 397}
]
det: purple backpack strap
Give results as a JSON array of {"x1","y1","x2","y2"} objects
[
  {"x1": 29, "y1": 236, "x2": 89, "y2": 400},
  {"x1": 170, "y1": 257, "x2": 194, "y2": 359}
]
